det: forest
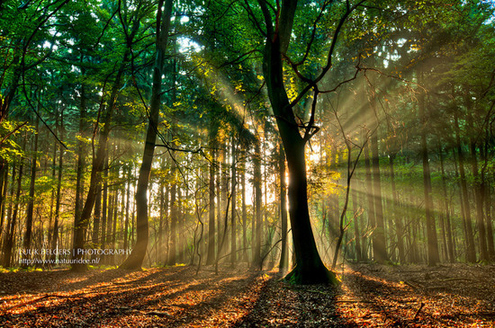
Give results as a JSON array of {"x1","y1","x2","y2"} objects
[{"x1": 1, "y1": 0, "x2": 495, "y2": 327}]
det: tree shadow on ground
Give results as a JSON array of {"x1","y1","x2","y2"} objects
[
  {"x1": 0, "y1": 265, "x2": 267, "y2": 327},
  {"x1": 233, "y1": 275, "x2": 353, "y2": 327},
  {"x1": 337, "y1": 264, "x2": 495, "y2": 327}
]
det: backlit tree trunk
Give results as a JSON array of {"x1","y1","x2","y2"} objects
[
  {"x1": 257, "y1": 0, "x2": 336, "y2": 284},
  {"x1": 121, "y1": 0, "x2": 172, "y2": 270},
  {"x1": 278, "y1": 143, "x2": 289, "y2": 272}
]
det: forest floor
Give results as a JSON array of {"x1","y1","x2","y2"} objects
[{"x1": 0, "y1": 263, "x2": 494, "y2": 327}]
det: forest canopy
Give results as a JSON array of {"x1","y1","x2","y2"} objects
[{"x1": 0, "y1": 0, "x2": 494, "y2": 285}]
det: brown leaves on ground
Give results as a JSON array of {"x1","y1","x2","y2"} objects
[
  {"x1": 0, "y1": 263, "x2": 494, "y2": 327},
  {"x1": 337, "y1": 263, "x2": 495, "y2": 327}
]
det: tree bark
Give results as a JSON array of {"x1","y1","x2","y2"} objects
[
  {"x1": 278, "y1": 143, "x2": 289, "y2": 272},
  {"x1": 257, "y1": 0, "x2": 334, "y2": 284},
  {"x1": 253, "y1": 139, "x2": 262, "y2": 268},
  {"x1": 206, "y1": 142, "x2": 216, "y2": 265},
  {"x1": 1, "y1": 161, "x2": 19, "y2": 267},
  {"x1": 74, "y1": 70, "x2": 87, "y2": 253},
  {"x1": 50, "y1": 113, "x2": 64, "y2": 263},
  {"x1": 22, "y1": 116, "x2": 39, "y2": 265},
  {"x1": 241, "y1": 153, "x2": 248, "y2": 263},
  {"x1": 230, "y1": 136, "x2": 236, "y2": 266}
]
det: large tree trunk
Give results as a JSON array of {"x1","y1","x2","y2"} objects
[
  {"x1": 0, "y1": 162, "x2": 9, "y2": 242},
  {"x1": 283, "y1": 136, "x2": 334, "y2": 283},
  {"x1": 257, "y1": 0, "x2": 334, "y2": 284},
  {"x1": 1, "y1": 160, "x2": 20, "y2": 267}
]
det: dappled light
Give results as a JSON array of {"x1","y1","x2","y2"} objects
[
  {"x1": 0, "y1": 266, "x2": 270, "y2": 327},
  {"x1": 337, "y1": 264, "x2": 495, "y2": 327},
  {"x1": 1, "y1": 0, "x2": 494, "y2": 326}
]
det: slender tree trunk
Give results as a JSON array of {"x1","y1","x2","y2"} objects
[
  {"x1": 47, "y1": 120, "x2": 57, "y2": 254},
  {"x1": 241, "y1": 153, "x2": 248, "y2": 263},
  {"x1": 351, "y1": 182, "x2": 362, "y2": 262},
  {"x1": 253, "y1": 140, "x2": 262, "y2": 268},
  {"x1": 367, "y1": 87, "x2": 387, "y2": 263},
  {"x1": 168, "y1": 158, "x2": 178, "y2": 265},
  {"x1": 50, "y1": 114, "x2": 64, "y2": 263},
  {"x1": 105, "y1": 189, "x2": 114, "y2": 265},
  {"x1": 22, "y1": 116, "x2": 39, "y2": 265},
  {"x1": 370, "y1": 132, "x2": 386, "y2": 263},
  {"x1": 206, "y1": 135, "x2": 216, "y2": 265},
  {"x1": 178, "y1": 185, "x2": 184, "y2": 263},
  {"x1": 72, "y1": 18, "x2": 140, "y2": 271},
  {"x1": 101, "y1": 155, "x2": 109, "y2": 256},
  {"x1": 482, "y1": 140, "x2": 495, "y2": 260},
  {"x1": 418, "y1": 73, "x2": 439, "y2": 266},
  {"x1": 112, "y1": 188, "x2": 118, "y2": 262},
  {"x1": 484, "y1": 181, "x2": 494, "y2": 260},
  {"x1": 389, "y1": 154, "x2": 405, "y2": 263},
  {"x1": 0, "y1": 162, "x2": 8, "y2": 242},
  {"x1": 363, "y1": 134, "x2": 376, "y2": 259},
  {"x1": 1, "y1": 162, "x2": 18, "y2": 267},
  {"x1": 278, "y1": 143, "x2": 288, "y2": 272},
  {"x1": 439, "y1": 146, "x2": 455, "y2": 263},
  {"x1": 218, "y1": 140, "x2": 227, "y2": 258},
  {"x1": 74, "y1": 76, "x2": 87, "y2": 252},
  {"x1": 466, "y1": 99, "x2": 488, "y2": 261},
  {"x1": 158, "y1": 183, "x2": 165, "y2": 264},
  {"x1": 92, "y1": 184, "x2": 102, "y2": 257},
  {"x1": 230, "y1": 137, "x2": 236, "y2": 266},
  {"x1": 454, "y1": 110, "x2": 477, "y2": 262},
  {"x1": 8, "y1": 158, "x2": 23, "y2": 267},
  {"x1": 123, "y1": 166, "x2": 131, "y2": 252}
]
